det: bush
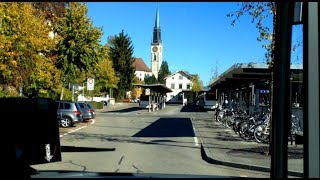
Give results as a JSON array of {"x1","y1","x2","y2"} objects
[{"x1": 84, "y1": 101, "x2": 103, "y2": 109}]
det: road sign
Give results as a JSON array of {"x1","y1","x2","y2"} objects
[
  {"x1": 145, "y1": 88, "x2": 150, "y2": 96},
  {"x1": 87, "y1": 78, "x2": 94, "y2": 91}
]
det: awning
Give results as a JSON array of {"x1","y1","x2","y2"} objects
[{"x1": 133, "y1": 84, "x2": 173, "y2": 94}]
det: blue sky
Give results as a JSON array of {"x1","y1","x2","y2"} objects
[{"x1": 86, "y1": 2, "x2": 303, "y2": 85}]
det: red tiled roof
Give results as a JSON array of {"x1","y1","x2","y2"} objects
[{"x1": 133, "y1": 58, "x2": 152, "y2": 72}]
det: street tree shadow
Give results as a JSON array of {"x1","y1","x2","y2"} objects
[
  {"x1": 226, "y1": 146, "x2": 303, "y2": 159},
  {"x1": 132, "y1": 118, "x2": 195, "y2": 137},
  {"x1": 102, "y1": 107, "x2": 142, "y2": 113}
]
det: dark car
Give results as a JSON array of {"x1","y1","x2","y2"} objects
[
  {"x1": 56, "y1": 101, "x2": 84, "y2": 127},
  {"x1": 78, "y1": 102, "x2": 95, "y2": 121}
]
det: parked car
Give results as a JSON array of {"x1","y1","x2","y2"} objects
[
  {"x1": 131, "y1": 98, "x2": 139, "y2": 103},
  {"x1": 56, "y1": 101, "x2": 83, "y2": 127},
  {"x1": 78, "y1": 102, "x2": 95, "y2": 121}
]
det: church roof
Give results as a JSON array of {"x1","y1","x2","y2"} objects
[{"x1": 133, "y1": 58, "x2": 152, "y2": 72}]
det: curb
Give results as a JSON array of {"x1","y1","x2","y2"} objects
[{"x1": 195, "y1": 126, "x2": 303, "y2": 177}]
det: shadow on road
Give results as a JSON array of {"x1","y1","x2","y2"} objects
[
  {"x1": 180, "y1": 105, "x2": 209, "y2": 112},
  {"x1": 132, "y1": 118, "x2": 195, "y2": 137},
  {"x1": 61, "y1": 146, "x2": 116, "y2": 152},
  {"x1": 102, "y1": 107, "x2": 142, "y2": 113},
  {"x1": 68, "y1": 133, "x2": 199, "y2": 149}
]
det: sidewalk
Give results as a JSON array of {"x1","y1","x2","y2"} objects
[
  {"x1": 192, "y1": 114, "x2": 303, "y2": 177},
  {"x1": 96, "y1": 102, "x2": 134, "y2": 112}
]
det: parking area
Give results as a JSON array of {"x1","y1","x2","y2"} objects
[{"x1": 59, "y1": 119, "x2": 95, "y2": 138}]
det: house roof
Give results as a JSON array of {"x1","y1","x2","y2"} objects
[
  {"x1": 133, "y1": 58, "x2": 152, "y2": 72},
  {"x1": 164, "y1": 70, "x2": 194, "y2": 80}
]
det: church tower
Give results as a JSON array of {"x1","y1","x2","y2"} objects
[{"x1": 150, "y1": 7, "x2": 162, "y2": 79}]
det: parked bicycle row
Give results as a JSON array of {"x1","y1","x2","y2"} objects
[{"x1": 214, "y1": 106, "x2": 302, "y2": 144}]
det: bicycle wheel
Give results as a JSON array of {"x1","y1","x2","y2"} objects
[{"x1": 254, "y1": 124, "x2": 269, "y2": 144}]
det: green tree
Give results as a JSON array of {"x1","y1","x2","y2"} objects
[
  {"x1": 158, "y1": 61, "x2": 170, "y2": 84},
  {"x1": 92, "y1": 44, "x2": 119, "y2": 96},
  {"x1": 227, "y1": 2, "x2": 277, "y2": 65},
  {"x1": 55, "y1": 2, "x2": 103, "y2": 84},
  {"x1": 32, "y1": 2, "x2": 68, "y2": 25},
  {"x1": 109, "y1": 30, "x2": 135, "y2": 100},
  {"x1": 191, "y1": 74, "x2": 203, "y2": 97},
  {"x1": 144, "y1": 75, "x2": 158, "y2": 85},
  {"x1": 0, "y1": 2, "x2": 62, "y2": 98}
]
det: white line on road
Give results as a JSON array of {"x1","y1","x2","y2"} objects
[
  {"x1": 194, "y1": 137, "x2": 199, "y2": 147},
  {"x1": 192, "y1": 126, "x2": 200, "y2": 147},
  {"x1": 60, "y1": 119, "x2": 95, "y2": 138}
]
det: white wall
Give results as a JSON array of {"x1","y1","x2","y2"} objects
[
  {"x1": 165, "y1": 72, "x2": 192, "y2": 103},
  {"x1": 135, "y1": 70, "x2": 153, "y2": 81}
]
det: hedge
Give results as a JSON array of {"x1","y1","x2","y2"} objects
[{"x1": 84, "y1": 101, "x2": 103, "y2": 109}]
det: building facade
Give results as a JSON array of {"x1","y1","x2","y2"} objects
[
  {"x1": 165, "y1": 71, "x2": 194, "y2": 103},
  {"x1": 133, "y1": 58, "x2": 153, "y2": 81}
]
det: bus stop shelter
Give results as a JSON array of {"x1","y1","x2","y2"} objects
[{"x1": 134, "y1": 84, "x2": 172, "y2": 112}]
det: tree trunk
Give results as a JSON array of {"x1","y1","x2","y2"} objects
[{"x1": 60, "y1": 87, "x2": 64, "y2": 100}]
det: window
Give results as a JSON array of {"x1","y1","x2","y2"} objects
[
  {"x1": 64, "y1": 103, "x2": 71, "y2": 109},
  {"x1": 171, "y1": 83, "x2": 175, "y2": 89},
  {"x1": 187, "y1": 84, "x2": 190, "y2": 89},
  {"x1": 179, "y1": 83, "x2": 182, "y2": 89},
  {"x1": 154, "y1": 54, "x2": 156, "y2": 61},
  {"x1": 179, "y1": 75, "x2": 183, "y2": 80},
  {"x1": 172, "y1": 76, "x2": 174, "y2": 79},
  {"x1": 170, "y1": 95, "x2": 174, "y2": 98}
]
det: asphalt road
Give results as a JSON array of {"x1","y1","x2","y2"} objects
[{"x1": 31, "y1": 103, "x2": 270, "y2": 178}]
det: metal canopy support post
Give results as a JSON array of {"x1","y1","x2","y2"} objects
[
  {"x1": 270, "y1": 2, "x2": 294, "y2": 178},
  {"x1": 239, "y1": 90, "x2": 243, "y2": 107},
  {"x1": 255, "y1": 88, "x2": 260, "y2": 110},
  {"x1": 303, "y1": 2, "x2": 320, "y2": 178},
  {"x1": 251, "y1": 84, "x2": 255, "y2": 106}
]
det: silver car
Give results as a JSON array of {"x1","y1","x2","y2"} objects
[
  {"x1": 78, "y1": 102, "x2": 95, "y2": 121},
  {"x1": 56, "y1": 101, "x2": 83, "y2": 127}
]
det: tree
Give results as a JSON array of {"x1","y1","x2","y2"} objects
[
  {"x1": 227, "y1": 2, "x2": 277, "y2": 67},
  {"x1": 32, "y1": 2, "x2": 68, "y2": 26},
  {"x1": 54, "y1": 2, "x2": 103, "y2": 84},
  {"x1": 92, "y1": 44, "x2": 119, "y2": 96},
  {"x1": 191, "y1": 74, "x2": 203, "y2": 97},
  {"x1": 130, "y1": 76, "x2": 143, "y2": 99},
  {"x1": 144, "y1": 75, "x2": 158, "y2": 85},
  {"x1": 0, "y1": 2, "x2": 62, "y2": 98},
  {"x1": 109, "y1": 30, "x2": 135, "y2": 100},
  {"x1": 158, "y1": 61, "x2": 170, "y2": 84}
]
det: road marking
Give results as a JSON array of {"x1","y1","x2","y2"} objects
[
  {"x1": 60, "y1": 119, "x2": 95, "y2": 138},
  {"x1": 192, "y1": 126, "x2": 200, "y2": 147},
  {"x1": 194, "y1": 137, "x2": 199, "y2": 146}
]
